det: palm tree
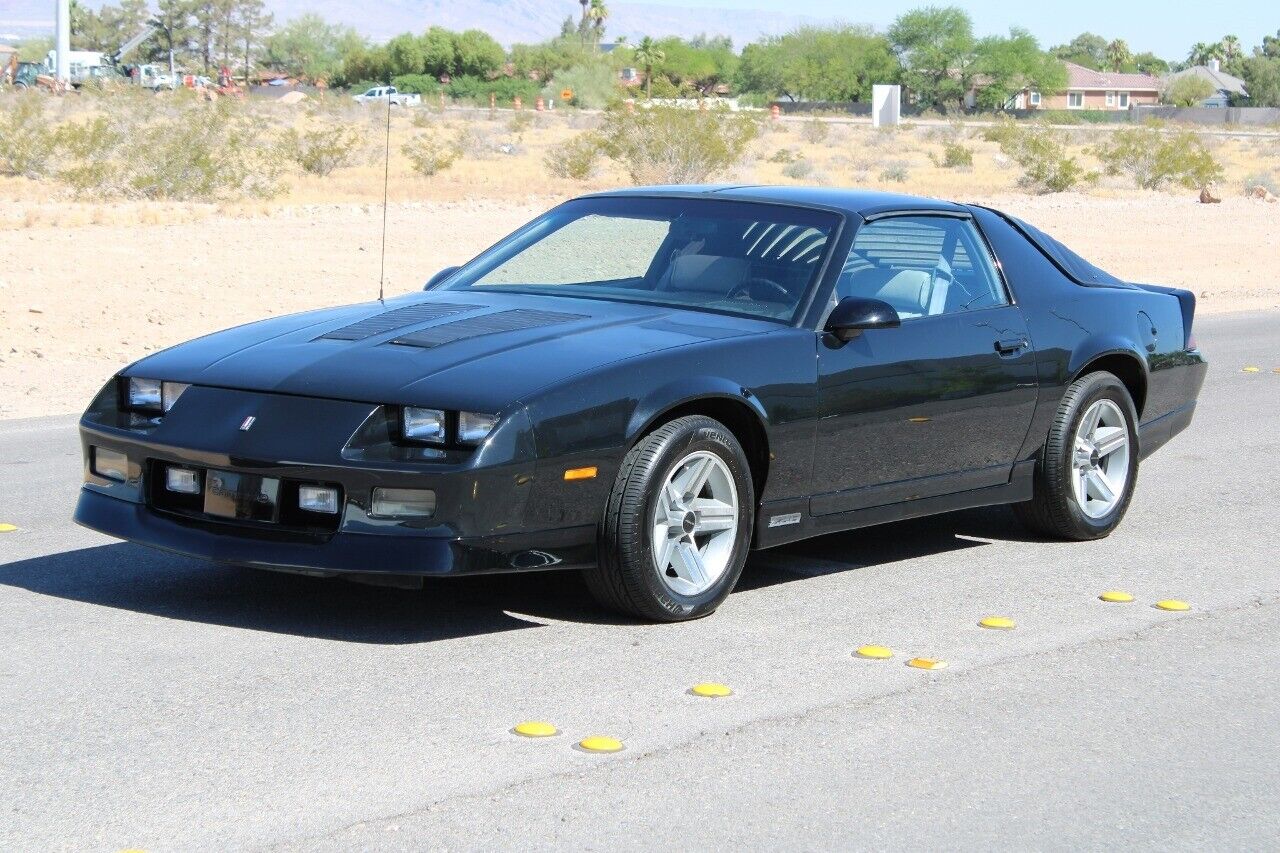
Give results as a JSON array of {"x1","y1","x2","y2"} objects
[
  {"x1": 634, "y1": 36, "x2": 664, "y2": 99},
  {"x1": 1187, "y1": 41, "x2": 1223, "y2": 67},
  {"x1": 1105, "y1": 39, "x2": 1131, "y2": 72},
  {"x1": 588, "y1": 0, "x2": 609, "y2": 43},
  {"x1": 1219, "y1": 34, "x2": 1242, "y2": 61}
]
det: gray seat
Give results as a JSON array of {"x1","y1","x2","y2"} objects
[{"x1": 658, "y1": 254, "x2": 749, "y2": 296}]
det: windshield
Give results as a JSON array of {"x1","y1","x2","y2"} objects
[{"x1": 436, "y1": 196, "x2": 842, "y2": 323}]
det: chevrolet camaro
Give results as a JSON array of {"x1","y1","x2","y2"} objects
[{"x1": 75, "y1": 187, "x2": 1207, "y2": 621}]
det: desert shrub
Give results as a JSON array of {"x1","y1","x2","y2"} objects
[
  {"x1": 507, "y1": 111, "x2": 534, "y2": 134},
  {"x1": 989, "y1": 120, "x2": 1094, "y2": 193},
  {"x1": 446, "y1": 74, "x2": 540, "y2": 106},
  {"x1": 645, "y1": 75, "x2": 683, "y2": 100},
  {"x1": 53, "y1": 115, "x2": 125, "y2": 193},
  {"x1": 781, "y1": 159, "x2": 815, "y2": 180},
  {"x1": 931, "y1": 141, "x2": 974, "y2": 168},
  {"x1": 878, "y1": 164, "x2": 909, "y2": 183},
  {"x1": 1162, "y1": 76, "x2": 1215, "y2": 107},
  {"x1": 544, "y1": 132, "x2": 605, "y2": 180},
  {"x1": 454, "y1": 125, "x2": 495, "y2": 158},
  {"x1": 768, "y1": 148, "x2": 800, "y2": 163},
  {"x1": 1243, "y1": 171, "x2": 1280, "y2": 196},
  {"x1": 402, "y1": 131, "x2": 462, "y2": 176},
  {"x1": 0, "y1": 94, "x2": 58, "y2": 178},
  {"x1": 595, "y1": 104, "x2": 759, "y2": 185},
  {"x1": 544, "y1": 63, "x2": 620, "y2": 110},
  {"x1": 1090, "y1": 124, "x2": 1224, "y2": 190},
  {"x1": 800, "y1": 119, "x2": 830, "y2": 145},
  {"x1": 391, "y1": 74, "x2": 442, "y2": 96},
  {"x1": 283, "y1": 125, "x2": 365, "y2": 176}
]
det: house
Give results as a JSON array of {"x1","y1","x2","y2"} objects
[
  {"x1": 1164, "y1": 59, "x2": 1247, "y2": 107},
  {"x1": 1036, "y1": 62, "x2": 1162, "y2": 110}
]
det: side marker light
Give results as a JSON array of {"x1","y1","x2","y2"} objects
[{"x1": 564, "y1": 466, "x2": 598, "y2": 481}]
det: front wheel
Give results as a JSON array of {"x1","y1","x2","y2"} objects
[
  {"x1": 1014, "y1": 370, "x2": 1139, "y2": 540},
  {"x1": 585, "y1": 415, "x2": 754, "y2": 622}
]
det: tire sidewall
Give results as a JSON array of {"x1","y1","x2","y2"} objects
[
  {"x1": 1057, "y1": 375, "x2": 1140, "y2": 536},
  {"x1": 626, "y1": 420, "x2": 754, "y2": 620}
]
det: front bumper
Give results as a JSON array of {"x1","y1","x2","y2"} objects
[{"x1": 74, "y1": 385, "x2": 599, "y2": 576}]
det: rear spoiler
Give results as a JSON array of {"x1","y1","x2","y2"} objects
[{"x1": 1134, "y1": 283, "x2": 1197, "y2": 349}]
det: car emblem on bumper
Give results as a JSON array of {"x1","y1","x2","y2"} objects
[{"x1": 239, "y1": 416, "x2": 256, "y2": 431}]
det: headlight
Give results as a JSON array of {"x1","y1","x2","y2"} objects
[
  {"x1": 402, "y1": 407, "x2": 447, "y2": 444},
  {"x1": 125, "y1": 378, "x2": 190, "y2": 413},
  {"x1": 458, "y1": 412, "x2": 498, "y2": 445}
]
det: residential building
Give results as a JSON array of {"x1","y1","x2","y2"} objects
[
  {"x1": 1164, "y1": 59, "x2": 1248, "y2": 107},
  {"x1": 1038, "y1": 62, "x2": 1161, "y2": 110}
]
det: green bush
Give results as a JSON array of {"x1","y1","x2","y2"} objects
[
  {"x1": 878, "y1": 165, "x2": 909, "y2": 183},
  {"x1": 0, "y1": 94, "x2": 57, "y2": 178},
  {"x1": 402, "y1": 131, "x2": 462, "y2": 176},
  {"x1": 800, "y1": 118, "x2": 830, "y2": 145},
  {"x1": 1090, "y1": 124, "x2": 1224, "y2": 190},
  {"x1": 507, "y1": 111, "x2": 535, "y2": 134},
  {"x1": 782, "y1": 159, "x2": 815, "y2": 180},
  {"x1": 989, "y1": 119, "x2": 1095, "y2": 193},
  {"x1": 446, "y1": 74, "x2": 540, "y2": 106},
  {"x1": 595, "y1": 104, "x2": 759, "y2": 185},
  {"x1": 1162, "y1": 76, "x2": 1215, "y2": 107},
  {"x1": 932, "y1": 141, "x2": 974, "y2": 168},
  {"x1": 544, "y1": 132, "x2": 605, "y2": 180},
  {"x1": 53, "y1": 115, "x2": 124, "y2": 193},
  {"x1": 768, "y1": 148, "x2": 800, "y2": 163},
  {"x1": 544, "y1": 63, "x2": 620, "y2": 110},
  {"x1": 391, "y1": 74, "x2": 442, "y2": 96},
  {"x1": 283, "y1": 125, "x2": 365, "y2": 176}
]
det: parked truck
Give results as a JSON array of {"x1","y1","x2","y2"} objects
[{"x1": 352, "y1": 86, "x2": 421, "y2": 107}]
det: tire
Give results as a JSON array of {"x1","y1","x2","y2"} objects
[
  {"x1": 585, "y1": 415, "x2": 755, "y2": 622},
  {"x1": 1014, "y1": 370, "x2": 1140, "y2": 540}
]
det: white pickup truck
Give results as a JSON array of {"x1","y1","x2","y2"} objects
[{"x1": 352, "y1": 86, "x2": 422, "y2": 107}]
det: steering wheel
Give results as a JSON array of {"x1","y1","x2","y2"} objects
[{"x1": 729, "y1": 277, "x2": 790, "y2": 303}]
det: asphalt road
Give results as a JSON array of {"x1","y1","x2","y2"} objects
[{"x1": 2, "y1": 311, "x2": 1277, "y2": 851}]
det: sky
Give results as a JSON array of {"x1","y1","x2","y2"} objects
[{"x1": 632, "y1": 0, "x2": 1278, "y2": 59}]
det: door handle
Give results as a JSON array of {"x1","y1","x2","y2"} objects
[{"x1": 994, "y1": 337, "x2": 1028, "y2": 356}]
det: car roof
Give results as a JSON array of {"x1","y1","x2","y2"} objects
[{"x1": 582, "y1": 185, "x2": 968, "y2": 218}]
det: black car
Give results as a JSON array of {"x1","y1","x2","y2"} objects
[{"x1": 75, "y1": 187, "x2": 1207, "y2": 621}]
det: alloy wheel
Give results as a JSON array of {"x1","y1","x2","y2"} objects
[
  {"x1": 651, "y1": 451, "x2": 739, "y2": 596},
  {"x1": 1070, "y1": 399, "x2": 1131, "y2": 519}
]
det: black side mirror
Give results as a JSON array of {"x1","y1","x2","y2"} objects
[
  {"x1": 824, "y1": 297, "x2": 901, "y2": 342},
  {"x1": 423, "y1": 266, "x2": 461, "y2": 290}
]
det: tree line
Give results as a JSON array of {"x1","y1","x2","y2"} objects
[{"x1": 28, "y1": 2, "x2": 1280, "y2": 108}]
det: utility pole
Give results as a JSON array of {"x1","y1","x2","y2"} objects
[{"x1": 55, "y1": 0, "x2": 71, "y2": 84}]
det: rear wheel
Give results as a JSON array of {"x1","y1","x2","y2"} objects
[
  {"x1": 585, "y1": 415, "x2": 754, "y2": 621},
  {"x1": 1015, "y1": 371, "x2": 1139, "y2": 540}
]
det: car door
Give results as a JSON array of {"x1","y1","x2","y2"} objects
[{"x1": 811, "y1": 213, "x2": 1038, "y2": 516}]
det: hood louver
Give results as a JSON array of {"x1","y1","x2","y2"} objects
[
  {"x1": 315, "y1": 302, "x2": 480, "y2": 342},
  {"x1": 391, "y1": 309, "x2": 587, "y2": 349}
]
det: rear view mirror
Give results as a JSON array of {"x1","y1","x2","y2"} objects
[
  {"x1": 824, "y1": 297, "x2": 901, "y2": 342},
  {"x1": 423, "y1": 266, "x2": 460, "y2": 290}
]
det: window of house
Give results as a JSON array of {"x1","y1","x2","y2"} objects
[
  {"x1": 1105, "y1": 91, "x2": 1116, "y2": 106},
  {"x1": 1068, "y1": 92, "x2": 1084, "y2": 108},
  {"x1": 1029, "y1": 91, "x2": 1041, "y2": 106},
  {"x1": 1119, "y1": 92, "x2": 1130, "y2": 108}
]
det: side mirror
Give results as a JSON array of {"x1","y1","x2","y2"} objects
[
  {"x1": 824, "y1": 297, "x2": 901, "y2": 342},
  {"x1": 423, "y1": 266, "x2": 460, "y2": 290}
]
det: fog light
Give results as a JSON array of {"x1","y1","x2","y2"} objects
[
  {"x1": 165, "y1": 466, "x2": 201, "y2": 494},
  {"x1": 92, "y1": 447, "x2": 128, "y2": 482},
  {"x1": 371, "y1": 487, "x2": 436, "y2": 519},
  {"x1": 299, "y1": 485, "x2": 340, "y2": 514}
]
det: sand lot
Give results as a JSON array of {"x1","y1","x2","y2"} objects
[{"x1": 1, "y1": 192, "x2": 1276, "y2": 419}]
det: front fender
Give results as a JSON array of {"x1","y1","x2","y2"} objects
[{"x1": 626, "y1": 376, "x2": 769, "y2": 443}]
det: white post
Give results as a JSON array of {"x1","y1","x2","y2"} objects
[
  {"x1": 872, "y1": 85, "x2": 901, "y2": 128},
  {"x1": 55, "y1": 0, "x2": 72, "y2": 84}
]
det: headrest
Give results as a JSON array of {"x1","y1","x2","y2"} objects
[{"x1": 668, "y1": 254, "x2": 749, "y2": 293}]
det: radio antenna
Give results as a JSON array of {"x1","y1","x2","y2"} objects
[{"x1": 377, "y1": 82, "x2": 392, "y2": 304}]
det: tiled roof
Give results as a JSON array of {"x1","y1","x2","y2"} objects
[
  {"x1": 1166, "y1": 65, "x2": 1248, "y2": 96},
  {"x1": 1064, "y1": 61, "x2": 1161, "y2": 91}
]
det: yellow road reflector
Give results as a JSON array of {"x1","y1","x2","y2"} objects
[
  {"x1": 1273, "y1": 367, "x2": 1280, "y2": 374},
  {"x1": 1099, "y1": 590, "x2": 1135, "y2": 603},
  {"x1": 1242, "y1": 366, "x2": 1260, "y2": 373},
  {"x1": 979, "y1": 616, "x2": 1016, "y2": 630},
  {"x1": 1154, "y1": 599, "x2": 1191, "y2": 611},
  {"x1": 512, "y1": 721, "x2": 559, "y2": 738},
  {"x1": 578, "y1": 735, "x2": 624, "y2": 753},
  {"x1": 0, "y1": 523, "x2": 17, "y2": 533},
  {"x1": 690, "y1": 682, "x2": 733, "y2": 697},
  {"x1": 855, "y1": 645, "x2": 893, "y2": 659},
  {"x1": 907, "y1": 657, "x2": 947, "y2": 670},
  {"x1": 564, "y1": 466, "x2": 598, "y2": 481}
]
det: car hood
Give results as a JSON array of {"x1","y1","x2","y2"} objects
[{"x1": 127, "y1": 291, "x2": 775, "y2": 412}]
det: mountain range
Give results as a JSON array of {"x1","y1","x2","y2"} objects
[{"x1": 2, "y1": 0, "x2": 837, "y2": 47}]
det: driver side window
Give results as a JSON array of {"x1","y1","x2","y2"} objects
[{"x1": 836, "y1": 216, "x2": 1007, "y2": 319}]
